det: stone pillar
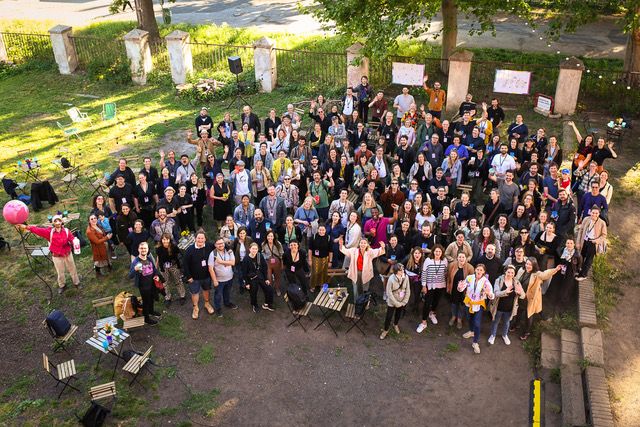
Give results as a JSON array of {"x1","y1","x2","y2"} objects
[
  {"x1": 48, "y1": 25, "x2": 78, "y2": 75},
  {"x1": 253, "y1": 37, "x2": 277, "y2": 93},
  {"x1": 166, "y1": 30, "x2": 193, "y2": 85},
  {"x1": 346, "y1": 42, "x2": 369, "y2": 88},
  {"x1": 0, "y1": 33, "x2": 8, "y2": 63},
  {"x1": 554, "y1": 57, "x2": 584, "y2": 116},
  {"x1": 123, "y1": 29, "x2": 153, "y2": 85},
  {"x1": 445, "y1": 50, "x2": 473, "y2": 114}
]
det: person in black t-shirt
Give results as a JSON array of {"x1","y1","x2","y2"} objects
[
  {"x1": 486, "y1": 98, "x2": 505, "y2": 128},
  {"x1": 129, "y1": 242, "x2": 163, "y2": 325},
  {"x1": 195, "y1": 107, "x2": 213, "y2": 137},
  {"x1": 108, "y1": 174, "x2": 135, "y2": 214}
]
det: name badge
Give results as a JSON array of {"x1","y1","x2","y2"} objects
[
  {"x1": 256, "y1": 232, "x2": 261, "y2": 239},
  {"x1": 314, "y1": 250, "x2": 319, "y2": 256},
  {"x1": 399, "y1": 158, "x2": 403, "y2": 164},
  {"x1": 270, "y1": 258, "x2": 277, "y2": 264},
  {"x1": 290, "y1": 266, "x2": 296, "y2": 272},
  {"x1": 390, "y1": 255, "x2": 396, "y2": 260},
  {"x1": 121, "y1": 197, "x2": 127, "y2": 203},
  {"x1": 422, "y1": 243, "x2": 427, "y2": 249},
  {"x1": 266, "y1": 222, "x2": 271, "y2": 230},
  {"x1": 422, "y1": 176, "x2": 426, "y2": 181},
  {"x1": 399, "y1": 290, "x2": 406, "y2": 299},
  {"x1": 201, "y1": 260, "x2": 206, "y2": 267},
  {"x1": 432, "y1": 153, "x2": 436, "y2": 159},
  {"x1": 128, "y1": 227, "x2": 133, "y2": 233},
  {"x1": 144, "y1": 197, "x2": 149, "y2": 203}
]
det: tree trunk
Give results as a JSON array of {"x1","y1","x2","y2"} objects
[
  {"x1": 135, "y1": 0, "x2": 160, "y2": 42},
  {"x1": 623, "y1": 18, "x2": 640, "y2": 88},
  {"x1": 440, "y1": 0, "x2": 458, "y2": 74}
]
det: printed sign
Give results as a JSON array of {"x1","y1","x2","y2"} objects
[
  {"x1": 493, "y1": 69, "x2": 532, "y2": 95},
  {"x1": 392, "y1": 62, "x2": 425, "y2": 86}
]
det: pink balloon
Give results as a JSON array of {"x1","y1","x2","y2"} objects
[{"x1": 2, "y1": 200, "x2": 29, "y2": 225}]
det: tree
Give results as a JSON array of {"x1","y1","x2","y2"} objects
[
  {"x1": 304, "y1": 0, "x2": 534, "y2": 73},
  {"x1": 109, "y1": 0, "x2": 175, "y2": 42},
  {"x1": 306, "y1": 0, "x2": 640, "y2": 85}
]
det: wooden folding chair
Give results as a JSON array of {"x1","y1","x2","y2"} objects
[
  {"x1": 122, "y1": 317, "x2": 145, "y2": 331},
  {"x1": 344, "y1": 301, "x2": 370, "y2": 336},
  {"x1": 283, "y1": 293, "x2": 313, "y2": 332},
  {"x1": 43, "y1": 353, "x2": 79, "y2": 398},
  {"x1": 92, "y1": 296, "x2": 117, "y2": 328},
  {"x1": 43, "y1": 319, "x2": 79, "y2": 353},
  {"x1": 60, "y1": 197, "x2": 79, "y2": 213},
  {"x1": 122, "y1": 346, "x2": 153, "y2": 386},
  {"x1": 88, "y1": 170, "x2": 109, "y2": 198},
  {"x1": 89, "y1": 381, "x2": 117, "y2": 407}
]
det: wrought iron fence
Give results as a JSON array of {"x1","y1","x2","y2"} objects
[
  {"x1": 370, "y1": 55, "x2": 446, "y2": 90},
  {"x1": 275, "y1": 48, "x2": 346, "y2": 91},
  {"x1": 0, "y1": 32, "x2": 54, "y2": 64},
  {"x1": 151, "y1": 38, "x2": 170, "y2": 73},
  {"x1": 70, "y1": 35, "x2": 127, "y2": 71},
  {"x1": 188, "y1": 41, "x2": 254, "y2": 74},
  {"x1": 579, "y1": 68, "x2": 639, "y2": 115},
  {"x1": 468, "y1": 60, "x2": 559, "y2": 108}
]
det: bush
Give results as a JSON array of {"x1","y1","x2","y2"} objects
[
  {"x1": 177, "y1": 70, "x2": 258, "y2": 105},
  {"x1": 85, "y1": 56, "x2": 131, "y2": 85}
]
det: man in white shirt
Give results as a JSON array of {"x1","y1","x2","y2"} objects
[
  {"x1": 342, "y1": 87, "x2": 357, "y2": 120},
  {"x1": 230, "y1": 160, "x2": 252, "y2": 204},
  {"x1": 370, "y1": 146, "x2": 390, "y2": 179},
  {"x1": 490, "y1": 143, "x2": 517, "y2": 183},
  {"x1": 393, "y1": 87, "x2": 415, "y2": 125},
  {"x1": 175, "y1": 154, "x2": 198, "y2": 185},
  {"x1": 208, "y1": 238, "x2": 237, "y2": 317}
]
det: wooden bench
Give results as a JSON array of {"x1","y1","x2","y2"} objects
[
  {"x1": 283, "y1": 293, "x2": 313, "y2": 332},
  {"x1": 122, "y1": 317, "x2": 145, "y2": 331},
  {"x1": 327, "y1": 268, "x2": 347, "y2": 277},
  {"x1": 123, "y1": 346, "x2": 153, "y2": 386}
]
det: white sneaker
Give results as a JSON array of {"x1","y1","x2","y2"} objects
[
  {"x1": 472, "y1": 343, "x2": 480, "y2": 354},
  {"x1": 416, "y1": 323, "x2": 428, "y2": 334},
  {"x1": 429, "y1": 312, "x2": 438, "y2": 325},
  {"x1": 502, "y1": 335, "x2": 511, "y2": 346},
  {"x1": 462, "y1": 331, "x2": 474, "y2": 339},
  {"x1": 488, "y1": 335, "x2": 495, "y2": 345}
]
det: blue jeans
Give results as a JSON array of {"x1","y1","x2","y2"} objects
[
  {"x1": 468, "y1": 308, "x2": 484, "y2": 344},
  {"x1": 451, "y1": 303, "x2": 466, "y2": 319},
  {"x1": 490, "y1": 311, "x2": 512, "y2": 338},
  {"x1": 213, "y1": 279, "x2": 233, "y2": 311}
]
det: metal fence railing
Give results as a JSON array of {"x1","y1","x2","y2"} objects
[
  {"x1": 468, "y1": 60, "x2": 560, "y2": 107},
  {"x1": 70, "y1": 35, "x2": 127, "y2": 71},
  {"x1": 0, "y1": 32, "x2": 54, "y2": 64},
  {"x1": 275, "y1": 48, "x2": 346, "y2": 90},
  {"x1": 188, "y1": 41, "x2": 254, "y2": 74},
  {"x1": 151, "y1": 38, "x2": 170, "y2": 74},
  {"x1": 579, "y1": 69, "x2": 640, "y2": 115}
]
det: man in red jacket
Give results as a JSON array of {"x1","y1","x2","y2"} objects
[{"x1": 18, "y1": 215, "x2": 80, "y2": 294}]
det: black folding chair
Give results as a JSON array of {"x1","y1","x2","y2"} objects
[
  {"x1": 284, "y1": 294, "x2": 313, "y2": 332},
  {"x1": 343, "y1": 301, "x2": 370, "y2": 336},
  {"x1": 43, "y1": 353, "x2": 80, "y2": 399}
]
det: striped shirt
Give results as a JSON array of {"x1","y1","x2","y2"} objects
[{"x1": 421, "y1": 258, "x2": 448, "y2": 290}]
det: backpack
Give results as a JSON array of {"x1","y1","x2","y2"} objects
[
  {"x1": 49, "y1": 227, "x2": 71, "y2": 252},
  {"x1": 287, "y1": 283, "x2": 307, "y2": 310},
  {"x1": 114, "y1": 291, "x2": 141, "y2": 320},
  {"x1": 60, "y1": 157, "x2": 72, "y2": 169},
  {"x1": 355, "y1": 291, "x2": 377, "y2": 316},
  {"x1": 79, "y1": 402, "x2": 110, "y2": 427},
  {"x1": 45, "y1": 309, "x2": 71, "y2": 337},
  {"x1": 0, "y1": 236, "x2": 9, "y2": 252}
]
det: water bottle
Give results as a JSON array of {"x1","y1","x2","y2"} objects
[
  {"x1": 73, "y1": 236, "x2": 81, "y2": 255},
  {"x1": 102, "y1": 339, "x2": 109, "y2": 351}
]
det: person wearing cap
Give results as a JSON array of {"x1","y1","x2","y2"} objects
[
  {"x1": 276, "y1": 174, "x2": 300, "y2": 214},
  {"x1": 229, "y1": 159, "x2": 253, "y2": 205},
  {"x1": 108, "y1": 173, "x2": 135, "y2": 214},
  {"x1": 195, "y1": 106, "x2": 212, "y2": 137},
  {"x1": 106, "y1": 158, "x2": 136, "y2": 187},
  {"x1": 187, "y1": 128, "x2": 217, "y2": 170},
  {"x1": 157, "y1": 186, "x2": 179, "y2": 218},
  {"x1": 18, "y1": 216, "x2": 81, "y2": 293}
]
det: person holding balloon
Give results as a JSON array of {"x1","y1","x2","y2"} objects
[{"x1": 15, "y1": 213, "x2": 81, "y2": 294}]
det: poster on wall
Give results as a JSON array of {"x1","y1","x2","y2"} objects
[
  {"x1": 392, "y1": 62, "x2": 425, "y2": 86},
  {"x1": 493, "y1": 69, "x2": 532, "y2": 95}
]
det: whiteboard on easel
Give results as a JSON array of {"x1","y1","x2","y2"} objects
[
  {"x1": 493, "y1": 69, "x2": 532, "y2": 95},
  {"x1": 392, "y1": 62, "x2": 425, "y2": 86}
]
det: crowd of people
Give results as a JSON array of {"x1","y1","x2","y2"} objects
[{"x1": 21, "y1": 74, "x2": 616, "y2": 352}]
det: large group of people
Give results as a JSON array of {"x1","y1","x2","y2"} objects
[{"x1": 20, "y1": 75, "x2": 616, "y2": 352}]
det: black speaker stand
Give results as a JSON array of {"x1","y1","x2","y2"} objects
[{"x1": 226, "y1": 73, "x2": 251, "y2": 110}]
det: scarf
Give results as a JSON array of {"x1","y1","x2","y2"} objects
[{"x1": 560, "y1": 247, "x2": 575, "y2": 262}]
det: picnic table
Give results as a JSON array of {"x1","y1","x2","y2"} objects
[
  {"x1": 85, "y1": 327, "x2": 130, "y2": 379},
  {"x1": 177, "y1": 234, "x2": 195, "y2": 251},
  {"x1": 312, "y1": 287, "x2": 349, "y2": 336}
]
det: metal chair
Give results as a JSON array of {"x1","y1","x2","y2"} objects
[
  {"x1": 43, "y1": 318, "x2": 79, "y2": 353},
  {"x1": 122, "y1": 346, "x2": 153, "y2": 386},
  {"x1": 101, "y1": 102, "x2": 117, "y2": 121},
  {"x1": 283, "y1": 293, "x2": 313, "y2": 332},
  {"x1": 42, "y1": 353, "x2": 80, "y2": 399},
  {"x1": 67, "y1": 107, "x2": 92, "y2": 125},
  {"x1": 56, "y1": 121, "x2": 83, "y2": 142}
]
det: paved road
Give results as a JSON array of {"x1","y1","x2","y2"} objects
[{"x1": 0, "y1": 0, "x2": 627, "y2": 58}]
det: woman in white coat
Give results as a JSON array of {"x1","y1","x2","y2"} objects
[
  {"x1": 339, "y1": 237, "x2": 385, "y2": 298},
  {"x1": 380, "y1": 263, "x2": 411, "y2": 339},
  {"x1": 342, "y1": 211, "x2": 362, "y2": 268}
]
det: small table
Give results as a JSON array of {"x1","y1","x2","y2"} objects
[
  {"x1": 86, "y1": 328, "x2": 130, "y2": 379},
  {"x1": 312, "y1": 287, "x2": 349, "y2": 336},
  {"x1": 178, "y1": 234, "x2": 195, "y2": 251},
  {"x1": 18, "y1": 162, "x2": 41, "y2": 183}
]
